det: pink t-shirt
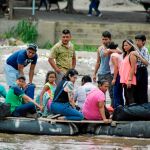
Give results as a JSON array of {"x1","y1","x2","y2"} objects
[
  {"x1": 82, "y1": 88, "x2": 105, "y2": 120},
  {"x1": 119, "y1": 55, "x2": 137, "y2": 85}
]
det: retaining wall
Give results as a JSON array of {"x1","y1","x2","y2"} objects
[{"x1": 0, "y1": 19, "x2": 149, "y2": 47}]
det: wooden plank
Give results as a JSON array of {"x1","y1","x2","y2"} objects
[
  {"x1": 4, "y1": 117, "x2": 131, "y2": 125},
  {"x1": 5, "y1": 117, "x2": 35, "y2": 121},
  {"x1": 38, "y1": 118, "x2": 106, "y2": 124},
  {"x1": 5, "y1": 117, "x2": 105, "y2": 124},
  {"x1": 46, "y1": 114, "x2": 61, "y2": 119},
  {"x1": 4, "y1": 117, "x2": 106, "y2": 124}
]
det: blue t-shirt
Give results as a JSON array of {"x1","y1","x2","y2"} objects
[
  {"x1": 6, "y1": 49, "x2": 38, "y2": 70},
  {"x1": 13, "y1": 86, "x2": 24, "y2": 96}
]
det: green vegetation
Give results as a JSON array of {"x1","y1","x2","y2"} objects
[
  {"x1": 147, "y1": 45, "x2": 150, "y2": 54},
  {"x1": 72, "y1": 41, "x2": 98, "y2": 52},
  {"x1": 42, "y1": 41, "x2": 53, "y2": 49},
  {"x1": 4, "y1": 20, "x2": 38, "y2": 43},
  {"x1": 74, "y1": 44, "x2": 98, "y2": 52},
  {"x1": 41, "y1": 40, "x2": 98, "y2": 52}
]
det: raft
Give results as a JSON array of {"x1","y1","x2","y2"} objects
[
  {"x1": 0, "y1": 117, "x2": 78, "y2": 135},
  {"x1": 0, "y1": 117, "x2": 150, "y2": 138},
  {"x1": 85, "y1": 121, "x2": 150, "y2": 138}
]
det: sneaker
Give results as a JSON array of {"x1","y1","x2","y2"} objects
[
  {"x1": 57, "y1": 116, "x2": 65, "y2": 120},
  {"x1": 87, "y1": 14, "x2": 92, "y2": 17},
  {"x1": 96, "y1": 12, "x2": 102, "y2": 17},
  {"x1": 47, "y1": 114, "x2": 61, "y2": 119},
  {"x1": 26, "y1": 113, "x2": 39, "y2": 118}
]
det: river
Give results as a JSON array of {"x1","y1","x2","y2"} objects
[
  {"x1": 0, "y1": 47, "x2": 150, "y2": 149},
  {"x1": 1, "y1": 133, "x2": 150, "y2": 150}
]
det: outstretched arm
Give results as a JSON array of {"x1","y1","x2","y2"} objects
[
  {"x1": 93, "y1": 49, "x2": 100, "y2": 82},
  {"x1": 131, "y1": 51, "x2": 149, "y2": 66},
  {"x1": 99, "y1": 101, "x2": 111, "y2": 123},
  {"x1": 29, "y1": 64, "x2": 36, "y2": 84},
  {"x1": 103, "y1": 47, "x2": 122, "y2": 57},
  {"x1": 23, "y1": 94, "x2": 43, "y2": 111},
  {"x1": 39, "y1": 85, "x2": 49, "y2": 106}
]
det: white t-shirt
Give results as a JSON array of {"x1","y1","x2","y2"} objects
[
  {"x1": 109, "y1": 53, "x2": 123, "y2": 74},
  {"x1": 74, "y1": 82, "x2": 97, "y2": 110}
]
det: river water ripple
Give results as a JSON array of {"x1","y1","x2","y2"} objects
[{"x1": 0, "y1": 133, "x2": 150, "y2": 150}]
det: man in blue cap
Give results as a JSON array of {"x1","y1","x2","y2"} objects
[{"x1": 4, "y1": 43, "x2": 38, "y2": 87}]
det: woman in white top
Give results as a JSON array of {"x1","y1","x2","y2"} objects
[
  {"x1": 109, "y1": 43, "x2": 124, "y2": 108},
  {"x1": 74, "y1": 75, "x2": 97, "y2": 111}
]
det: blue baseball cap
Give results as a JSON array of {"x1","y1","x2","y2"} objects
[{"x1": 27, "y1": 43, "x2": 38, "y2": 52}]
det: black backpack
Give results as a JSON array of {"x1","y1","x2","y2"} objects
[
  {"x1": 0, "y1": 102, "x2": 11, "y2": 119},
  {"x1": 112, "y1": 103, "x2": 150, "y2": 121}
]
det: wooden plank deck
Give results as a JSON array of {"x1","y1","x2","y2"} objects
[
  {"x1": 5, "y1": 117, "x2": 129, "y2": 125},
  {"x1": 5, "y1": 117, "x2": 106, "y2": 124},
  {"x1": 39, "y1": 118, "x2": 106, "y2": 124}
]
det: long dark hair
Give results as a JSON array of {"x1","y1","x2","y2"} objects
[
  {"x1": 62, "y1": 69, "x2": 78, "y2": 81},
  {"x1": 122, "y1": 39, "x2": 135, "y2": 58},
  {"x1": 45, "y1": 71, "x2": 56, "y2": 83}
]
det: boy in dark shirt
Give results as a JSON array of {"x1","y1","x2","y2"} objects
[
  {"x1": 5, "y1": 76, "x2": 42, "y2": 117},
  {"x1": 133, "y1": 34, "x2": 149, "y2": 104},
  {"x1": 4, "y1": 43, "x2": 38, "y2": 87}
]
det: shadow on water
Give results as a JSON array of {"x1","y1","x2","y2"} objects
[{"x1": 0, "y1": 133, "x2": 150, "y2": 150}]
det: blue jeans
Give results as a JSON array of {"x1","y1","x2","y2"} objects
[
  {"x1": 113, "y1": 74, "x2": 124, "y2": 108},
  {"x1": 12, "y1": 102, "x2": 36, "y2": 117},
  {"x1": 88, "y1": 0, "x2": 100, "y2": 15},
  {"x1": 36, "y1": 91, "x2": 51, "y2": 117},
  {"x1": 50, "y1": 102, "x2": 84, "y2": 120},
  {"x1": 4, "y1": 63, "x2": 19, "y2": 87},
  {"x1": 39, "y1": 0, "x2": 47, "y2": 9}
]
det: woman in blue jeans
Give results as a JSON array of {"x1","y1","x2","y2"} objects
[{"x1": 50, "y1": 69, "x2": 84, "y2": 120}]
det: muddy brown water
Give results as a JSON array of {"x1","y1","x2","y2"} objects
[
  {"x1": 0, "y1": 47, "x2": 150, "y2": 149},
  {"x1": 0, "y1": 133, "x2": 150, "y2": 150}
]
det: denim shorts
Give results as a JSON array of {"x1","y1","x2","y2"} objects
[{"x1": 4, "y1": 63, "x2": 19, "y2": 87}]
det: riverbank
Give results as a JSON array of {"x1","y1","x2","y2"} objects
[{"x1": 0, "y1": 0, "x2": 149, "y2": 47}]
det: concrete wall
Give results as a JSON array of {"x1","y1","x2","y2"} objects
[
  {"x1": 37, "y1": 20, "x2": 56, "y2": 47},
  {"x1": 0, "y1": 20, "x2": 19, "y2": 34},
  {"x1": 54, "y1": 21, "x2": 150, "y2": 47},
  {"x1": 0, "y1": 19, "x2": 150, "y2": 47}
]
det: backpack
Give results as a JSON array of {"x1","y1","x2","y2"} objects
[
  {"x1": 0, "y1": 102, "x2": 11, "y2": 119},
  {"x1": 112, "y1": 103, "x2": 150, "y2": 121}
]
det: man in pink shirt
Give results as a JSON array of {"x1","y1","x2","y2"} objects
[{"x1": 82, "y1": 80, "x2": 112, "y2": 123}]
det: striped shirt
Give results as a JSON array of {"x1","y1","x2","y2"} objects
[{"x1": 137, "y1": 46, "x2": 149, "y2": 68}]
